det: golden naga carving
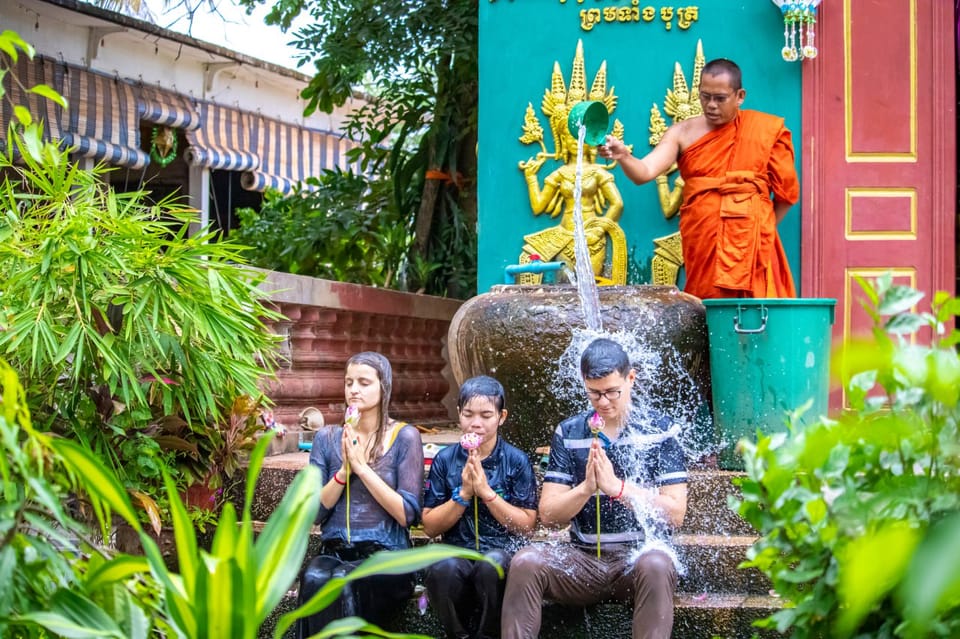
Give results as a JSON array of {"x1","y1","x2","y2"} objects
[
  {"x1": 649, "y1": 39, "x2": 705, "y2": 286},
  {"x1": 516, "y1": 39, "x2": 629, "y2": 286}
]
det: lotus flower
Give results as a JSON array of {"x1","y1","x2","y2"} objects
[
  {"x1": 343, "y1": 404, "x2": 361, "y2": 545},
  {"x1": 589, "y1": 412, "x2": 604, "y2": 436},
  {"x1": 460, "y1": 432, "x2": 482, "y2": 450},
  {"x1": 460, "y1": 431, "x2": 484, "y2": 550},
  {"x1": 344, "y1": 405, "x2": 361, "y2": 427},
  {"x1": 589, "y1": 411, "x2": 604, "y2": 558}
]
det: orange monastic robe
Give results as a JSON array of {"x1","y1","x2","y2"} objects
[{"x1": 677, "y1": 110, "x2": 799, "y2": 300}]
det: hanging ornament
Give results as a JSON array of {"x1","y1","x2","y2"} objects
[
  {"x1": 771, "y1": 1, "x2": 822, "y2": 62},
  {"x1": 149, "y1": 125, "x2": 178, "y2": 167}
]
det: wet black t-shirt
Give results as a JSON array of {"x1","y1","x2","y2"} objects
[
  {"x1": 424, "y1": 436, "x2": 537, "y2": 553},
  {"x1": 544, "y1": 409, "x2": 687, "y2": 548}
]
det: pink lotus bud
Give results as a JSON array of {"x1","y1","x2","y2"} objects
[
  {"x1": 589, "y1": 412, "x2": 604, "y2": 435},
  {"x1": 344, "y1": 405, "x2": 360, "y2": 427},
  {"x1": 261, "y1": 409, "x2": 276, "y2": 429},
  {"x1": 460, "y1": 432, "x2": 482, "y2": 450}
]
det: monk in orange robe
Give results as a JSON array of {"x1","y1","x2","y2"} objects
[{"x1": 598, "y1": 58, "x2": 799, "y2": 299}]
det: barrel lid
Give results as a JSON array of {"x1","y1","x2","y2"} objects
[{"x1": 701, "y1": 297, "x2": 837, "y2": 307}]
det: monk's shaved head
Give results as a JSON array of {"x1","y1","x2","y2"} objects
[{"x1": 702, "y1": 58, "x2": 742, "y2": 91}]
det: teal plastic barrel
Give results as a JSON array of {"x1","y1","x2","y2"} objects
[{"x1": 702, "y1": 298, "x2": 837, "y2": 470}]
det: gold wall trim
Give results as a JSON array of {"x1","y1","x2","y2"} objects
[
  {"x1": 844, "y1": 187, "x2": 917, "y2": 240},
  {"x1": 844, "y1": 0, "x2": 917, "y2": 162}
]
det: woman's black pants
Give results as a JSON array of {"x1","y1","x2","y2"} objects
[{"x1": 296, "y1": 543, "x2": 415, "y2": 638}]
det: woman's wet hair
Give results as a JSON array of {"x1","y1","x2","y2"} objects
[
  {"x1": 458, "y1": 375, "x2": 506, "y2": 413},
  {"x1": 580, "y1": 338, "x2": 631, "y2": 379},
  {"x1": 346, "y1": 351, "x2": 393, "y2": 461}
]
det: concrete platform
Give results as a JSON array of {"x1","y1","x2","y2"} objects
[{"x1": 261, "y1": 589, "x2": 783, "y2": 639}]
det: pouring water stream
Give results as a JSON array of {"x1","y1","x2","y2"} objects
[{"x1": 571, "y1": 123, "x2": 603, "y2": 333}]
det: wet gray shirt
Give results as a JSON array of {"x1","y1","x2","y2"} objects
[{"x1": 310, "y1": 423, "x2": 424, "y2": 549}]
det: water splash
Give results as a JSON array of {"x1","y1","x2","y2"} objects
[
  {"x1": 571, "y1": 123, "x2": 603, "y2": 332},
  {"x1": 531, "y1": 123, "x2": 718, "y2": 583},
  {"x1": 551, "y1": 329, "x2": 716, "y2": 464},
  {"x1": 543, "y1": 329, "x2": 718, "y2": 576}
]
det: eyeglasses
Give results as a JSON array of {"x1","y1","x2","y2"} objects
[
  {"x1": 699, "y1": 91, "x2": 735, "y2": 105},
  {"x1": 586, "y1": 389, "x2": 622, "y2": 401}
]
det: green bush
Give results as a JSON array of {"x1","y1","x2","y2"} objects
[
  {"x1": 734, "y1": 274, "x2": 960, "y2": 638},
  {"x1": 0, "y1": 356, "x2": 161, "y2": 638},
  {"x1": 0, "y1": 354, "x2": 494, "y2": 638},
  {"x1": 233, "y1": 168, "x2": 419, "y2": 289},
  {"x1": 0, "y1": 37, "x2": 283, "y2": 516}
]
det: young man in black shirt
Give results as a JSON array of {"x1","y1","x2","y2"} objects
[{"x1": 502, "y1": 338, "x2": 688, "y2": 639}]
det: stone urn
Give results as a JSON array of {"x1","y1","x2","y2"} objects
[{"x1": 447, "y1": 285, "x2": 713, "y2": 457}]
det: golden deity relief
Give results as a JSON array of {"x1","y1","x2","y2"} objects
[{"x1": 516, "y1": 39, "x2": 629, "y2": 286}]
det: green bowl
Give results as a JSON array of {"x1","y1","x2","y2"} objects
[{"x1": 567, "y1": 100, "x2": 609, "y2": 147}]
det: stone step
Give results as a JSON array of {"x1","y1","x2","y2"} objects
[
  {"x1": 244, "y1": 452, "x2": 754, "y2": 537},
  {"x1": 261, "y1": 589, "x2": 782, "y2": 639},
  {"x1": 259, "y1": 523, "x2": 769, "y2": 597},
  {"x1": 674, "y1": 534, "x2": 768, "y2": 595}
]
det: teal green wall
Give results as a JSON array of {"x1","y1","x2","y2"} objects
[{"x1": 478, "y1": 1, "x2": 802, "y2": 293}]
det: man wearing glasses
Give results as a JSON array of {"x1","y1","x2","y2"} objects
[
  {"x1": 501, "y1": 338, "x2": 687, "y2": 639},
  {"x1": 598, "y1": 58, "x2": 799, "y2": 301}
]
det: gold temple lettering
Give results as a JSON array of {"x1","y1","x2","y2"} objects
[
  {"x1": 487, "y1": 1, "x2": 700, "y2": 32},
  {"x1": 576, "y1": 4, "x2": 699, "y2": 32}
]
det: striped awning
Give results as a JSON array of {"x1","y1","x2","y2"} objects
[
  {"x1": 184, "y1": 101, "x2": 259, "y2": 171},
  {"x1": 59, "y1": 67, "x2": 149, "y2": 169},
  {"x1": 137, "y1": 84, "x2": 200, "y2": 130},
  {"x1": 240, "y1": 114, "x2": 362, "y2": 194},
  {"x1": 0, "y1": 54, "x2": 64, "y2": 150}
]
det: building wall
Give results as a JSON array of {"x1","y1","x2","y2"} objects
[
  {"x1": 2, "y1": 0, "x2": 356, "y2": 134},
  {"x1": 476, "y1": 1, "x2": 802, "y2": 293},
  {"x1": 259, "y1": 270, "x2": 462, "y2": 433}
]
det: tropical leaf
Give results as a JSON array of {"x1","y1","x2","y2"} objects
[
  {"x1": 835, "y1": 522, "x2": 920, "y2": 637},
  {"x1": 278, "y1": 545, "x2": 499, "y2": 637},
  {"x1": 163, "y1": 470, "x2": 198, "y2": 593},
  {"x1": 83, "y1": 555, "x2": 151, "y2": 592},
  {"x1": 254, "y1": 464, "x2": 320, "y2": 621},
  {"x1": 899, "y1": 513, "x2": 960, "y2": 631},
  {"x1": 20, "y1": 589, "x2": 126, "y2": 638},
  {"x1": 27, "y1": 83, "x2": 67, "y2": 108},
  {"x1": 50, "y1": 438, "x2": 141, "y2": 534},
  {"x1": 305, "y1": 616, "x2": 431, "y2": 639}
]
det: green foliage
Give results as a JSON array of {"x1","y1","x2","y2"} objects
[
  {"x1": 236, "y1": 0, "x2": 479, "y2": 298},
  {"x1": 734, "y1": 274, "x2": 960, "y2": 638},
  {"x1": 0, "y1": 29, "x2": 67, "y2": 165},
  {"x1": 56, "y1": 428, "x2": 498, "y2": 639},
  {"x1": 233, "y1": 168, "x2": 414, "y2": 288},
  {"x1": 0, "y1": 41, "x2": 283, "y2": 514},
  {"x1": 0, "y1": 132, "x2": 282, "y2": 501},
  {"x1": 0, "y1": 358, "x2": 160, "y2": 638}
]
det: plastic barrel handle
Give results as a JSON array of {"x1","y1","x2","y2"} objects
[{"x1": 733, "y1": 305, "x2": 768, "y2": 334}]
